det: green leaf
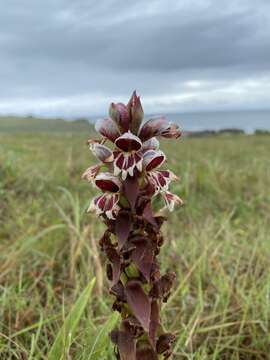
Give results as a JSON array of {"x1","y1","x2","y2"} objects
[
  {"x1": 87, "y1": 311, "x2": 120, "y2": 360},
  {"x1": 48, "y1": 278, "x2": 96, "y2": 360}
]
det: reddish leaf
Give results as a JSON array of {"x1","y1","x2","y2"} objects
[
  {"x1": 131, "y1": 237, "x2": 154, "y2": 282},
  {"x1": 149, "y1": 300, "x2": 160, "y2": 347},
  {"x1": 136, "y1": 343, "x2": 158, "y2": 360},
  {"x1": 111, "y1": 329, "x2": 136, "y2": 360},
  {"x1": 115, "y1": 210, "x2": 131, "y2": 250},
  {"x1": 142, "y1": 201, "x2": 157, "y2": 228},
  {"x1": 123, "y1": 176, "x2": 139, "y2": 209},
  {"x1": 125, "y1": 281, "x2": 151, "y2": 332}
]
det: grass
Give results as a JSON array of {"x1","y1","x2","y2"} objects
[{"x1": 0, "y1": 117, "x2": 269, "y2": 359}]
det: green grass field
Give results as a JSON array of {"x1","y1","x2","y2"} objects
[{"x1": 0, "y1": 117, "x2": 270, "y2": 359}]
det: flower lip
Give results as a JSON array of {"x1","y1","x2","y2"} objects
[
  {"x1": 95, "y1": 173, "x2": 121, "y2": 193},
  {"x1": 143, "y1": 150, "x2": 166, "y2": 172},
  {"x1": 115, "y1": 131, "x2": 142, "y2": 152}
]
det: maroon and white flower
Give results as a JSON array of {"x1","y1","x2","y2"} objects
[
  {"x1": 142, "y1": 150, "x2": 166, "y2": 172},
  {"x1": 94, "y1": 172, "x2": 122, "y2": 193},
  {"x1": 81, "y1": 164, "x2": 101, "y2": 182},
  {"x1": 139, "y1": 116, "x2": 181, "y2": 142},
  {"x1": 88, "y1": 173, "x2": 122, "y2": 219},
  {"x1": 162, "y1": 191, "x2": 183, "y2": 211},
  {"x1": 114, "y1": 131, "x2": 143, "y2": 180},
  {"x1": 147, "y1": 170, "x2": 178, "y2": 193},
  {"x1": 88, "y1": 193, "x2": 120, "y2": 219}
]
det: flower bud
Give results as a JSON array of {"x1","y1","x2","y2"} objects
[{"x1": 127, "y1": 90, "x2": 144, "y2": 135}]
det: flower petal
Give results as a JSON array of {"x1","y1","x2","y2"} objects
[
  {"x1": 109, "y1": 102, "x2": 130, "y2": 132},
  {"x1": 114, "y1": 151, "x2": 143, "y2": 180},
  {"x1": 115, "y1": 131, "x2": 142, "y2": 152},
  {"x1": 143, "y1": 150, "x2": 166, "y2": 171},
  {"x1": 142, "y1": 137, "x2": 159, "y2": 152},
  {"x1": 91, "y1": 143, "x2": 113, "y2": 163},
  {"x1": 95, "y1": 172, "x2": 121, "y2": 192},
  {"x1": 95, "y1": 117, "x2": 120, "y2": 142}
]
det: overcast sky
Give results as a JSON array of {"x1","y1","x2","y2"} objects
[{"x1": 0, "y1": 0, "x2": 270, "y2": 117}]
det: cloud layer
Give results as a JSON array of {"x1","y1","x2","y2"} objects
[{"x1": 1, "y1": 0, "x2": 270, "y2": 116}]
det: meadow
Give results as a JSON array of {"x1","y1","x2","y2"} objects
[{"x1": 0, "y1": 117, "x2": 269, "y2": 359}]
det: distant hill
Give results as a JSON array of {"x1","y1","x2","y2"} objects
[{"x1": 0, "y1": 116, "x2": 94, "y2": 133}]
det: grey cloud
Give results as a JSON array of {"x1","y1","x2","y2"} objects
[{"x1": 0, "y1": 0, "x2": 270, "y2": 116}]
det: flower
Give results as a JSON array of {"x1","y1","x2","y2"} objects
[
  {"x1": 139, "y1": 116, "x2": 181, "y2": 142},
  {"x1": 81, "y1": 164, "x2": 101, "y2": 182},
  {"x1": 88, "y1": 193, "x2": 120, "y2": 220},
  {"x1": 95, "y1": 117, "x2": 120, "y2": 142},
  {"x1": 83, "y1": 91, "x2": 183, "y2": 359},
  {"x1": 162, "y1": 191, "x2": 183, "y2": 211},
  {"x1": 146, "y1": 170, "x2": 178, "y2": 194},
  {"x1": 88, "y1": 173, "x2": 122, "y2": 219},
  {"x1": 114, "y1": 131, "x2": 143, "y2": 180}
]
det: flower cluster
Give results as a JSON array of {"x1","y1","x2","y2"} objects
[{"x1": 83, "y1": 91, "x2": 183, "y2": 359}]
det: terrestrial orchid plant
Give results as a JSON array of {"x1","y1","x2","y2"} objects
[{"x1": 82, "y1": 91, "x2": 183, "y2": 359}]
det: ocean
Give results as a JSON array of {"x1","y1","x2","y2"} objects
[{"x1": 164, "y1": 110, "x2": 270, "y2": 134}]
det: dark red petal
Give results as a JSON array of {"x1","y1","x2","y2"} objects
[
  {"x1": 95, "y1": 117, "x2": 120, "y2": 142},
  {"x1": 115, "y1": 152, "x2": 125, "y2": 168},
  {"x1": 115, "y1": 210, "x2": 131, "y2": 250},
  {"x1": 110, "y1": 330, "x2": 136, "y2": 360},
  {"x1": 96, "y1": 194, "x2": 107, "y2": 210},
  {"x1": 123, "y1": 176, "x2": 139, "y2": 210},
  {"x1": 125, "y1": 281, "x2": 151, "y2": 331}
]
